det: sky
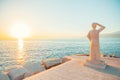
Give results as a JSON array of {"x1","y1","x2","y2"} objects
[{"x1": 0, "y1": 0, "x2": 120, "y2": 39}]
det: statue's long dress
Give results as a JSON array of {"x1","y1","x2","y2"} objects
[{"x1": 88, "y1": 30, "x2": 100, "y2": 61}]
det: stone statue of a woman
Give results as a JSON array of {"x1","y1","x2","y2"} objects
[{"x1": 87, "y1": 23, "x2": 105, "y2": 63}]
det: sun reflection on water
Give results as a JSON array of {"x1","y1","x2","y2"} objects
[
  {"x1": 16, "y1": 38, "x2": 27, "y2": 65},
  {"x1": 18, "y1": 39, "x2": 23, "y2": 51}
]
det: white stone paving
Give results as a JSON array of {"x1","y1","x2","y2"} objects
[{"x1": 24, "y1": 56, "x2": 120, "y2": 80}]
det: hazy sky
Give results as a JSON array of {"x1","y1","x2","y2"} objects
[{"x1": 0, "y1": 0, "x2": 120, "y2": 39}]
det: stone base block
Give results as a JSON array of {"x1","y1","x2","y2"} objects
[{"x1": 84, "y1": 60, "x2": 107, "y2": 69}]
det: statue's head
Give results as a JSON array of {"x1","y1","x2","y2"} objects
[{"x1": 92, "y1": 23, "x2": 96, "y2": 29}]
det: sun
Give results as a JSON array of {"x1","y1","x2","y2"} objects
[{"x1": 11, "y1": 23, "x2": 30, "y2": 38}]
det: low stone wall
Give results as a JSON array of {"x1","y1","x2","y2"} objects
[{"x1": 0, "y1": 58, "x2": 67, "y2": 80}]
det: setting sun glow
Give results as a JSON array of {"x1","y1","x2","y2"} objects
[{"x1": 10, "y1": 23, "x2": 30, "y2": 38}]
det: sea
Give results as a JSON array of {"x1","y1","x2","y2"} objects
[{"x1": 0, "y1": 38, "x2": 120, "y2": 71}]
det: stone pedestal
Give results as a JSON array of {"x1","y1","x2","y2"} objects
[{"x1": 84, "y1": 60, "x2": 107, "y2": 69}]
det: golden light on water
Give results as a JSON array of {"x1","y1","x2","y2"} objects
[
  {"x1": 18, "y1": 38, "x2": 23, "y2": 51},
  {"x1": 16, "y1": 51, "x2": 25, "y2": 64},
  {"x1": 16, "y1": 39, "x2": 27, "y2": 65},
  {"x1": 10, "y1": 22, "x2": 29, "y2": 64}
]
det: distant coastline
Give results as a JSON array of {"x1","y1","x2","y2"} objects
[{"x1": 101, "y1": 31, "x2": 120, "y2": 38}]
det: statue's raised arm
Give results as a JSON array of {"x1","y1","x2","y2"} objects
[{"x1": 96, "y1": 23, "x2": 105, "y2": 32}]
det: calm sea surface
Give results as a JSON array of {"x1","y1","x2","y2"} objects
[{"x1": 0, "y1": 38, "x2": 120, "y2": 71}]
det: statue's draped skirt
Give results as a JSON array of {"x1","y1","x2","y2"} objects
[{"x1": 90, "y1": 40, "x2": 100, "y2": 61}]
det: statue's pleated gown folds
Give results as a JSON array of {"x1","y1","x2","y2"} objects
[{"x1": 87, "y1": 30, "x2": 101, "y2": 61}]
